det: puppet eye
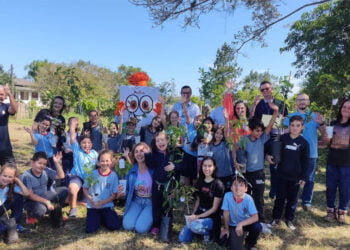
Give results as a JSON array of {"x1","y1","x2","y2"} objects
[
  {"x1": 125, "y1": 95, "x2": 139, "y2": 113},
  {"x1": 139, "y1": 95, "x2": 153, "y2": 114}
]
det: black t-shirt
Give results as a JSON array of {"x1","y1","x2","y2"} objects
[
  {"x1": 0, "y1": 103, "x2": 12, "y2": 151},
  {"x1": 196, "y1": 178, "x2": 225, "y2": 217}
]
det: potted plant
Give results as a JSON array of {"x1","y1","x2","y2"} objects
[
  {"x1": 178, "y1": 184, "x2": 197, "y2": 227},
  {"x1": 0, "y1": 202, "x2": 18, "y2": 244},
  {"x1": 113, "y1": 153, "x2": 132, "y2": 194}
]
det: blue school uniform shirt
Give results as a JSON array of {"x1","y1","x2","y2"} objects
[
  {"x1": 34, "y1": 132, "x2": 54, "y2": 158},
  {"x1": 0, "y1": 185, "x2": 21, "y2": 205},
  {"x1": 209, "y1": 141, "x2": 234, "y2": 177},
  {"x1": 183, "y1": 123, "x2": 198, "y2": 157},
  {"x1": 241, "y1": 133, "x2": 270, "y2": 172},
  {"x1": 83, "y1": 169, "x2": 118, "y2": 209},
  {"x1": 70, "y1": 141, "x2": 98, "y2": 180},
  {"x1": 221, "y1": 192, "x2": 257, "y2": 226},
  {"x1": 284, "y1": 111, "x2": 320, "y2": 158}
]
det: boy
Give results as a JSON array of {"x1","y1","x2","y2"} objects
[
  {"x1": 268, "y1": 115, "x2": 309, "y2": 230},
  {"x1": 21, "y1": 152, "x2": 67, "y2": 224},
  {"x1": 221, "y1": 175, "x2": 262, "y2": 250},
  {"x1": 237, "y1": 101, "x2": 279, "y2": 224}
]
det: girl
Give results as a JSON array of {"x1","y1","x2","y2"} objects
[
  {"x1": 226, "y1": 101, "x2": 251, "y2": 146},
  {"x1": 24, "y1": 118, "x2": 55, "y2": 169},
  {"x1": 0, "y1": 164, "x2": 30, "y2": 234},
  {"x1": 140, "y1": 116, "x2": 164, "y2": 146},
  {"x1": 168, "y1": 111, "x2": 180, "y2": 127},
  {"x1": 145, "y1": 131, "x2": 180, "y2": 235},
  {"x1": 178, "y1": 157, "x2": 225, "y2": 243},
  {"x1": 325, "y1": 99, "x2": 350, "y2": 223},
  {"x1": 68, "y1": 118, "x2": 98, "y2": 217},
  {"x1": 83, "y1": 150, "x2": 120, "y2": 233},
  {"x1": 193, "y1": 117, "x2": 215, "y2": 171},
  {"x1": 209, "y1": 126, "x2": 234, "y2": 191},
  {"x1": 122, "y1": 142, "x2": 153, "y2": 233}
]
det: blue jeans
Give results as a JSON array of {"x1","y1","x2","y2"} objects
[
  {"x1": 178, "y1": 218, "x2": 213, "y2": 243},
  {"x1": 123, "y1": 196, "x2": 152, "y2": 234},
  {"x1": 301, "y1": 158, "x2": 317, "y2": 206},
  {"x1": 326, "y1": 164, "x2": 350, "y2": 210}
]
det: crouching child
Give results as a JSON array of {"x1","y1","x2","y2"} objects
[
  {"x1": 220, "y1": 174, "x2": 262, "y2": 250},
  {"x1": 21, "y1": 152, "x2": 68, "y2": 226}
]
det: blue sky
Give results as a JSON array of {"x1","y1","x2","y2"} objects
[{"x1": 0, "y1": 0, "x2": 318, "y2": 96}]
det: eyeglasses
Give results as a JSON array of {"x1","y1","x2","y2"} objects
[
  {"x1": 260, "y1": 88, "x2": 271, "y2": 92},
  {"x1": 181, "y1": 92, "x2": 191, "y2": 95}
]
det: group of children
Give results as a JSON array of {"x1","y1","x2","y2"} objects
[{"x1": 0, "y1": 98, "x2": 315, "y2": 250}]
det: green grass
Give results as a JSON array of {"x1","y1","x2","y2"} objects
[{"x1": 3, "y1": 121, "x2": 350, "y2": 249}]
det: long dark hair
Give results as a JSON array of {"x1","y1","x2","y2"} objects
[
  {"x1": 148, "y1": 115, "x2": 164, "y2": 132},
  {"x1": 50, "y1": 96, "x2": 66, "y2": 114},
  {"x1": 198, "y1": 156, "x2": 217, "y2": 181},
  {"x1": 0, "y1": 164, "x2": 18, "y2": 203},
  {"x1": 234, "y1": 100, "x2": 250, "y2": 119},
  {"x1": 212, "y1": 125, "x2": 226, "y2": 144},
  {"x1": 335, "y1": 99, "x2": 350, "y2": 125}
]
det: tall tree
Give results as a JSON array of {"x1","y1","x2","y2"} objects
[
  {"x1": 0, "y1": 65, "x2": 12, "y2": 85},
  {"x1": 281, "y1": 0, "x2": 350, "y2": 114},
  {"x1": 25, "y1": 60, "x2": 49, "y2": 80},
  {"x1": 199, "y1": 43, "x2": 241, "y2": 107}
]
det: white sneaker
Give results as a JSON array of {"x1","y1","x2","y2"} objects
[
  {"x1": 286, "y1": 220, "x2": 296, "y2": 230},
  {"x1": 261, "y1": 222, "x2": 272, "y2": 235}
]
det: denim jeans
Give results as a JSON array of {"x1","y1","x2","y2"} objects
[
  {"x1": 301, "y1": 158, "x2": 317, "y2": 206},
  {"x1": 123, "y1": 196, "x2": 152, "y2": 234},
  {"x1": 0, "y1": 193, "x2": 24, "y2": 223},
  {"x1": 326, "y1": 164, "x2": 350, "y2": 210},
  {"x1": 178, "y1": 218, "x2": 213, "y2": 243},
  {"x1": 86, "y1": 207, "x2": 120, "y2": 233}
]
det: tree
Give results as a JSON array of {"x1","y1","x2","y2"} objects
[
  {"x1": 130, "y1": 0, "x2": 331, "y2": 54},
  {"x1": 157, "y1": 78, "x2": 178, "y2": 105},
  {"x1": 281, "y1": 0, "x2": 350, "y2": 114},
  {"x1": 25, "y1": 60, "x2": 49, "y2": 81},
  {"x1": 199, "y1": 43, "x2": 241, "y2": 107},
  {"x1": 0, "y1": 65, "x2": 12, "y2": 85}
]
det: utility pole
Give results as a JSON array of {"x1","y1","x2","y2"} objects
[{"x1": 10, "y1": 64, "x2": 14, "y2": 94}]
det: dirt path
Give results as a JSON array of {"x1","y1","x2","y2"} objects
[{"x1": 9, "y1": 122, "x2": 33, "y2": 169}]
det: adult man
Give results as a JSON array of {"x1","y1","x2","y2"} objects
[
  {"x1": 172, "y1": 86, "x2": 200, "y2": 127},
  {"x1": 0, "y1": 85, "x2": 18, "y2": 165},
  {"x1": 82, "y1": 110, "x2": 103, "y2": 152},
  {"x1": 283, "y1": 93, "x2": 327, "y2": 210},
  {"x1": 251, "y1": 81, "x2": 289, "y2": 199}
]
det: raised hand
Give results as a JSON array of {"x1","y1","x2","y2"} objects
[
  {"x1": 53, "y1": 151, "x2": 63, "y2": 163},
  {"x1": 313, "y1": 112, "x2": 324, "y2": 125},
  {"x1": 23, "y1": 126, "x2": 33, "y2": 134}
]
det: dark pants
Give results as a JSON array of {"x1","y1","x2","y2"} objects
[
  {"x1": 269, "y1": 164, "x2": 278, "y2": 199},
  {"x1": 219, "y1": 175, "x2": 234, "y2": 193},
  {"x1": 272, "y1": 178, "x2": 300, "y2": 221},
  {"x1": 244, "y1": 170, "x2": 265, "y2": 222},
  {"x1": 229, "y1": 222, "x2": 262, "y2": 250},
  {"x1": 152, "y1": 182, "x2": 172, "y2": 228},
  {"x1": 86, "y1": 207, "x2": 120, "y2": 233},
  {"x1": 24, "y1": 187, "x2": 68, "y2": 218},
  {"x1": 181, "y1": 152, "x2": 197, "y2": 180},
  {"x1": 0, "y1": 193, "x2": 24, "y2": 223},
  {"x1": 0, "y1": 149, "x2": 15, "y2": 166}
]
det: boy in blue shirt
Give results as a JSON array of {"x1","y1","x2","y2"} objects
[{"x1": 221, "y1": 174, "x2": 262, "y2": 250}]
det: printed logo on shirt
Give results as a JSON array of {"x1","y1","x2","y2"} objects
[
  {"x1": 285, "y1": 142, "x2": 300, "y2": 151},
  {"x1": 201, "y1": 187, "x2": 210, "y2": 193}
]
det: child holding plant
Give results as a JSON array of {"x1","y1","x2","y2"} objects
[
  {"x1": 82, "y1": 150, "x2": 121, "y2": 233},
  {"x1": 178, "y1": 157, "x2": 225, "y2": 243},
  {"x1": 145, "y1": 131, "x2": 181, "y2": 235},
  {"x1": 67, "y1": 118, "x2": 98, "y2": 217}
]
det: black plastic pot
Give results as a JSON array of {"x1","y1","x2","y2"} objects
[
  {"x1": 50, "y1": 205, "x2": 63, "y2": 228},
  {"x1": 236, "y1": 149, "x2": 247, "y2": 173},
  {"x1": 3, "y1": 218, "x2": 18, "y2": 244},
  {"x1": 159, "y1": 216, "x2": 172, "y2": 243},
  {"x1": 271, "y1": 140, "x2": 283, "y2": 165}
]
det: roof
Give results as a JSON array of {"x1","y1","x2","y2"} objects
[{"x1": 13, "y1": 78, "x2": 35, "y2": 87}]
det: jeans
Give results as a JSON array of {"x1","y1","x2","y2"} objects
[
  {"x1": 178, "y1": 218, "x2": 213, "y2": 243},
  {"x1": 123, "y1": 196, "x2": 152, "y2": 234},
  {"x1": 24, "y1": 187, "x2": 68, "y2": 218},
  {"x1": 272, "y1": 178, "x2": 300, "y2": 221},
  {"x1": 301, "y1": 158, "x2": 317, "y2": 206},
  {"x1": 0, "y1": 193, "x2": 24, "y2": 223},
  {"x1": 86, "y1": 207, "x2": 120, "y2": 233},
  {"x1": 326, "y1": 164, "x2": 350, "y2": 210}
]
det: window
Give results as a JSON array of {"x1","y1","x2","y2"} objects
[
  {"x1": 31, "y1": 92, "x2": 38, "y2": 99},
  {"x1": 20, "y1": 91, "x2": 29, "y2": 100}
]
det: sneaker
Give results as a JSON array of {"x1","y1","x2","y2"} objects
[
  {"x1": 270, "y1": 219, "x2": 280, "y2": 226},
  {"x1": 69, "y1": 208, "x2": 77, "y2": 218},
  {"x1": 150, "y1": 227, "x2": 159, "y2": 235},
  {"x1": 286, "y1": 220, "x2": 296, "y2": 230},
  {"x1": 203, "y1": 234, "x2": 210, "y2": 244},
  {"x1": 16, "y1": 224, "x2": 30, "y2": 233},
  {"x1": 26, "y1": 216, "x2": 38, "y2": 225},
  {"x1": 325, "y1": 208, "x2": 337, "y2": 222},
  {"x1": 302, "y1": 204, "x2": 311, "y2": 211},
  {"x1": 261, "y1": 222, "x2": 272, "y2": 234},
  {"x1": 338, "y1": 210, "x2": 348, "y2": 224}
]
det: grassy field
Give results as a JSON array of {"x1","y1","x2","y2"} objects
[{"x1": 1, "y1": 120, "x2": 350, "y2": 249}]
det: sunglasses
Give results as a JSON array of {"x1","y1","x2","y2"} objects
[{"x1": 260, "y1": 88, "x2": 271, "y2": 92}]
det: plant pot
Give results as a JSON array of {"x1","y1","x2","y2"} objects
[
  {"x1": 236, "y1": 149, "x2": 247, "y2": 173},
  {"x1": 50, "y1": 205, "x2": 63, "y2": 228},
  {"x1": 184, "y1": 215, "x2": 191, "y2": 228},
  {"x1": 2, "y1": 218, "x2": 18, "y2": 244},
  {"x1": 119, "y1": 179, "x2": 127, "y2": 194},
  {"x1": 326, "y1": 126, "x2": 334, "y2": 139},
  {"x1": 271, "y1": 140, "x2": 283, "y2": 165},
  {"x1": 159, "y1": 216, "x2": 172, "y2": 243}
]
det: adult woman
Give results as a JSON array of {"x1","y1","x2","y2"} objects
[
  {"x1": 33, "y1": 96, "x2": 66, "y2": 151},
  {"x1": 325, "y1": 99, "x2": 350, "y2": 223},
  {"x1": 179, "y1": 157, "x2": 225, "y2": 243},
  {"x1": 122, "y1": 142, "x2": 153, "y2": 233}
]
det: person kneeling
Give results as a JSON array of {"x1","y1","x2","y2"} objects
[
  {"x1": 83, "y1": 150, "x2": 121, "y2": 233},
  {"x1": 220, "y1": 174, "x2": 262, "y2": 250}
]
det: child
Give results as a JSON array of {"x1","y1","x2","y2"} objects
[
  {"x1": 120, "y1": 118, "x2": 138, "y2": 152},
  {"x1": 140, "y1": 116, "x2": 164, "y2": 146},
  {"x1": 24, "y1": 118, "x2": 55, "y2": 169},
  {"x1": 209, "y1": 126, "x2": 234, "y2": 192},
  {"x1": 106, "y1": 122, "x2": 123, "y2": 153},
  {"x1": 21, "y1": 152, "x2": 67, "y2": 224},
  {"x1": 68, "y1": 118, "x2": 98, "y2": 217},
  {"x1": 237, "y1": 102, "x2": 279, "y2": 223},
  {"x1": 145, "y1": 131, "x2": 180, "y2": 235},
  {"x1": 182, "y1": 114, "x2": 202, "y2": 186},
  {"x1": 221, "y1": 174, "x2": 262, "y2": 250},
  {"x1": 167, "y1": 110, "x2": 180, "y2": 127},
  {"x1": 82, "y1": 150, "x2": 120, "y2": 233},
  {"x1": 0, "y1": 164, "x2": 30, "y2": 234},
  {"x1": 269, "y1": 115, "x2": 309, "y2": 230}
]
